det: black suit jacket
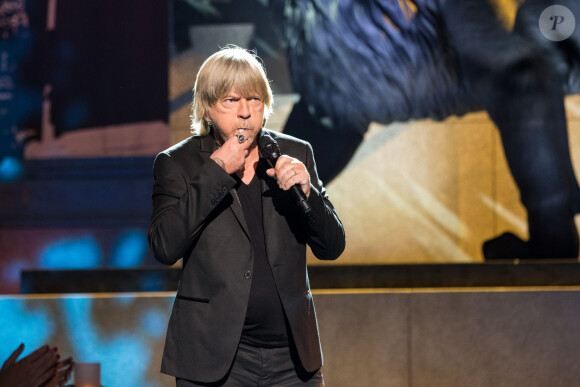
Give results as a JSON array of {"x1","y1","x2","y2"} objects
[{"x1": 148, "y1": 129, "x2": 345, "y2": 383}]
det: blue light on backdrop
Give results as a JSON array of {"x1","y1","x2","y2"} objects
[
  {"x1": 40, "y1": 236, "x2": 102, "y2": 269},
  {"x1": 111, "y1": 229, "x2": 149, "y2": 268},
  {"x1": 0, "y1": 298, "x2": 55, "y2": 359},
  {"x1": 0, "y1": 156, "x2": 23, "y2": 181},
  {"x1": 140, "y1": 308, "x2": 169, "y2": 339}
]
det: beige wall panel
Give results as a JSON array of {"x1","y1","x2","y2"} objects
[
  {"x1": 410, "y1": 290, "x2": 580, "y2": 387},
  {"x1": 316, "y1": 292, "x2": 409, "y2": 387}
]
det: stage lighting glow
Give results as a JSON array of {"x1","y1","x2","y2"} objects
[
  {"x1": 0, "y1": 299, "x2": 54, "y2": 361},
  {"x1": 0, "y1": 156, "x2": 23, "y2": 181},
  {"x1": 140, "y1": 308, "x2": 167, "y2": 339},
  {"x1": 40, "y1": 236, "x2": 102, "y2": 269},
  {"x1": 111, "y1": 229, "x2": 148, "y2": 268}
]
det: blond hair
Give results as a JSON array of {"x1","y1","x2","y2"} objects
[{"x1": 190, "y1": 45, "x2": 274, "y2": 135}]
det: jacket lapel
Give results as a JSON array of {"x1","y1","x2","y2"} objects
[
  {"x1": 200, "y1": 135, "x2": 251, "y2": 239},
  {"x1": 230, "y1": 188, "x2": 250, "y2": 239}
]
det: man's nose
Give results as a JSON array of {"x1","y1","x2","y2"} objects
[{"x1": 238, "y1": 99, "x2": 251, "y2": 119}]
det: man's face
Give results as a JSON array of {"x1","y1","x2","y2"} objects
[{"x1": 206, "y1": 87, "x2": 265, "y2": 146}]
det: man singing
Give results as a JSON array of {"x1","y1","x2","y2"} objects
[{"x1": 148, "y1": 45, "x2": 345, "y2": 386}]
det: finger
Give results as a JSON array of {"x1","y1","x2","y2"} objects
[
  {"x1": 224, "y1": 135, "x2": 252, "y2": 155},
  {"x1": 51, "y1": 367, "x2": 71, "y2": 386},
  {"x1": 282, "y1": 172, "x2": 304, "y2": 190},
  {"x1": 62, "y1": 360, "x2": 74, "y2": 381},
  {"x1": 275, "y1": 159, "x2": 304, "y2": 180},
  {"x1": 265, "y1": 168, "x2": 276, "y2": 177},
  {"x1": 8, "y1": 343, "x2": 24, "y2": 362},
  {"x1": 224, "y1": 135, "x2": 238, "y2": 144},
  {"x1": 237, "y1": 135, "x2": 254, "y2": 151},
  {"x1": 225, "y1": 135, "x2": 244, "y2": 146},
  {"x1": 46, "y1": 358, "x2": 74, "y2": 387},
  {"x1": 31, "y1": 347, "x2": 58, "y2": 374},
  {"x1": 279, "y1": 167, "x2": 301, "y2": 187},
  {"x1": 233, "y1": 138, "x2": 252, "y2": 160},
  {"x1": 286, "y1": 167, "x2": 310, "y2": 189},
  {"x1": 56, "y1": 357, "x2": 74, "y2": 374},
  {"x1": 273, "y1": 157, "x2": 294, "y2": 173},
  {"x1": 1, "y1": 343, "x2": 24, "y2": 369},
  {"x1": 274, "y1": 156, "x2": 291, "y2": 171},
  {"x1": 279, "y1": 170, "x2": 293, "y2": 188},
  {"x1": 58, "y1": 357, "x2": 74, "y2": 368},
  {"x1": 64, "y1": 364, "x2": 74, "y2": 382},
  {"x1": 23, "y1": 345, "x2": 49, "y2": 365},
  {"x1": 59, "y1": 362, "x2": 73, "y2": 376},
  {"x1": 33, "y1": 365, "x2": 56, "y2": 386},
  {"x1": 43, "y1": 372, "x2": 59, "y2": 387}
]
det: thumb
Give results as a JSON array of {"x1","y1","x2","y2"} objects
[
  {"x1": 265, "y1": 168, "x2": 276, "y2": 177},
  {"x1": 2, "y1": 343, "x2": 24, "y2": 369}
]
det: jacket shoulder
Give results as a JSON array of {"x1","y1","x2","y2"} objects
[
  {"x1": 153, "y1": 136, "x2": 206, "y2": 175},
  {"x1": 158, "y1": 136, "x2": 202, "y2": 158}
]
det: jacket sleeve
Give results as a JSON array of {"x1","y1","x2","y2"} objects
[
  {"x1": 301, "y1": 142, "x2": 346, "y2": 260},
  {"x1": 148, "y1": 151, "x2": 237, "y2": 265}
]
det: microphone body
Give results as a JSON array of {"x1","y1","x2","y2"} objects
[{"x1": 259, "y1": 134, "x2": 312, "y2": 214}]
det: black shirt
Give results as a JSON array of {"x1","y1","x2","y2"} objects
[{"x1": 236, "y1": 170, "x2": 288, "y2": 348}]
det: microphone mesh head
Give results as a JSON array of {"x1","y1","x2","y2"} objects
[{"x1": 259, "y1": 133, "x2": 280, "y2": 162}]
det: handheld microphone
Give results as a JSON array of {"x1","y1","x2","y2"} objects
[{"x1": 259, "y1": 134, "x2": 312, "y2": 214}]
